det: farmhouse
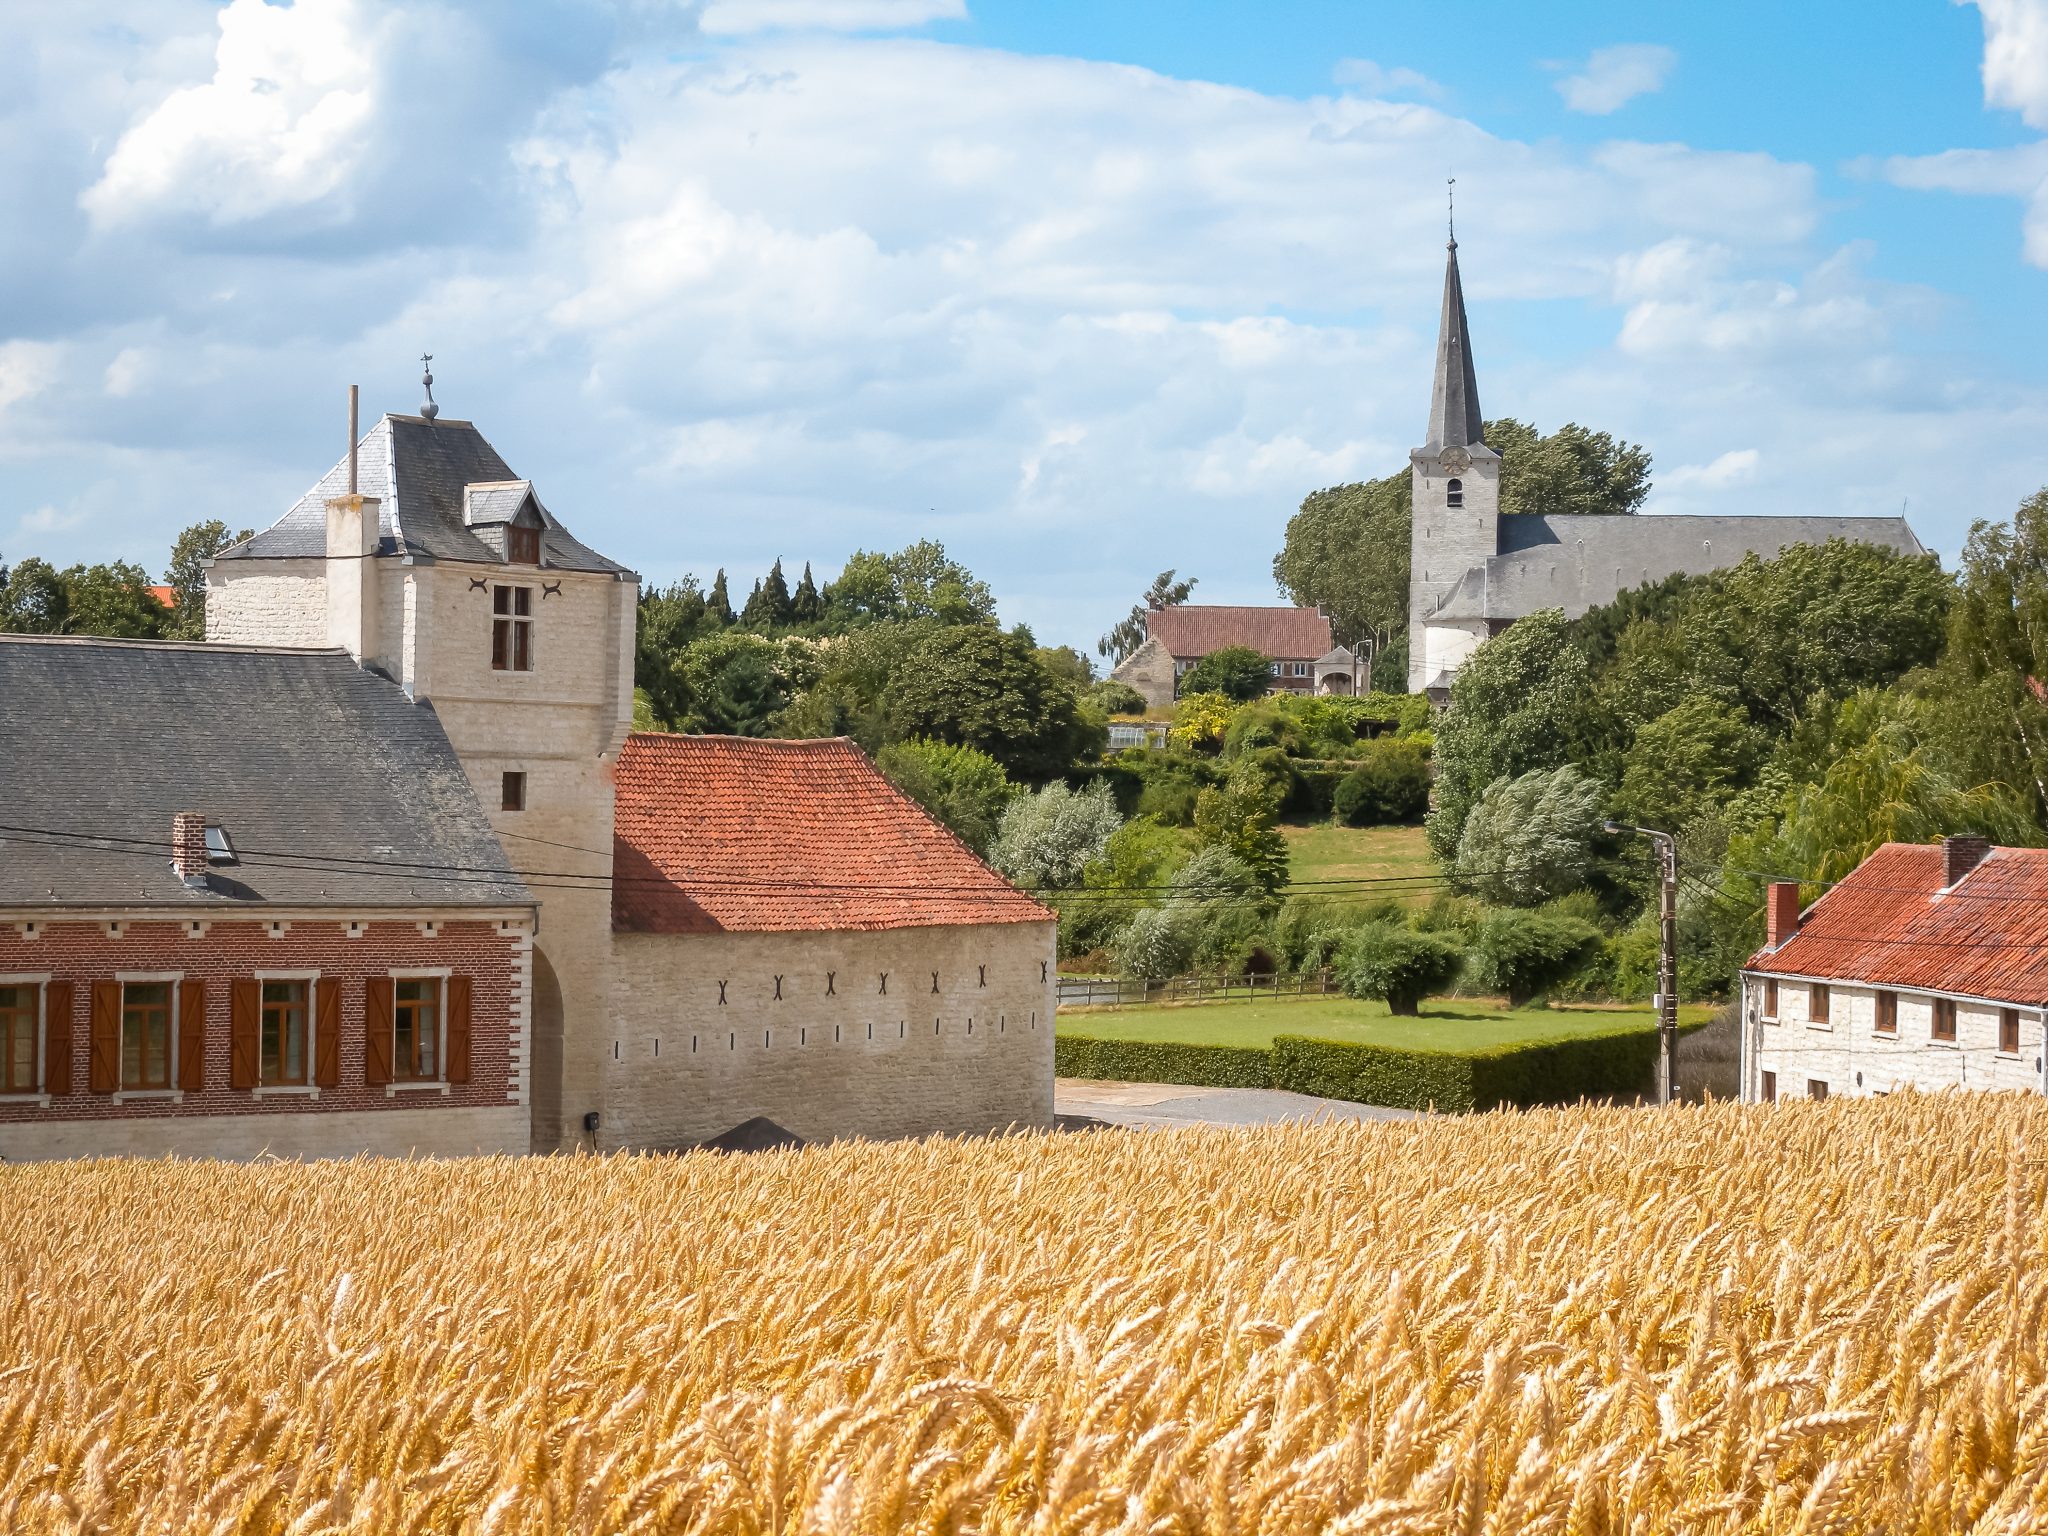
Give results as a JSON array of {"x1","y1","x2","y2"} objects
[
  {"x1": 1741, "y1": 836, "x2": 2048, "y2": 1103},
  {"x1": 1111, "y1": 605, "x2": 1356, "y2": 711},
  {"x1": 1407, "y1": 238, "x2": 1927, "y2": 695},
  {"x1": 0, "y1": 634, "x2": 534, "y2": 1159},
  {"x1": 190, "y1": 384, "x2": 1054, "y2": 1153}
]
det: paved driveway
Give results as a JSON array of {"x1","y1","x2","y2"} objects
[{"x1": 1055, "y1": 1078, "x2": 1415, "y2": 1130}]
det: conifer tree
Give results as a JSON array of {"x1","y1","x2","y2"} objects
[
  {"x1": 791, "y1": 561, "x2": 822, "y2": 623},
  {"x1": 762, "y1": 558, "x2": 794, "y2": 627},
  {"x1": 740, "y1": 577, "x2": 772, "y2": 628},
  {"x1": 706, "y1": 569, "x2": 734, "y2": 625}
]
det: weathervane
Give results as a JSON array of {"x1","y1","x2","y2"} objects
[{"x1": 420, "y1": 353, "x2": 439, "y2": 422}]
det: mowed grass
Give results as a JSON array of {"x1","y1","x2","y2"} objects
[
  {"x1": 1283, "y1": 820, "x2": 1436, "y2": 897},
  {"x1": 1060, "y1": 993, "x2": 1715, "y2": 1051}
]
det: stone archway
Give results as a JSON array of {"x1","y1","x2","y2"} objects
[{"x1": 528, "y1": 945, "x2": 566, "y2": 1153}]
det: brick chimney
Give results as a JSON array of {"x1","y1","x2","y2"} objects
[
  {"x1": 1765, "y1": 881, "x2": 1801, "y2": 948},
  {"x1": 1944, "y1": 833, "x2": 1991, "y2": 888},
  {"x1": 171, "y1": 812, "x2": 209, "y2": 890}
]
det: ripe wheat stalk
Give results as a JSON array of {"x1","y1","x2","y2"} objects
[{"x1": 1, "y1": 1093, "x2": 2046, "y2": 1533}]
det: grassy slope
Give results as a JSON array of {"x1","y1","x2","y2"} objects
[
  {"x1": 1060, "y1": 995, "x2": 1714, "y2": 1052},
  {"x1": 1282, "y1": 822, "x2": 1435, "y2": 898}
]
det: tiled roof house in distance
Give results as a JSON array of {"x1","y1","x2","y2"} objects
[
  {"x1": 1741, "y1": 836, "x2": 2048, "y2": 1103},
  {"x1": 609, "y1": 734, "x2": 1055, "y2": 1147}
]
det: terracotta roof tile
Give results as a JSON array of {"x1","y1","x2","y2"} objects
[
  {"x1": 1750, "y1": 842, "x2": 2048, "y2": 1004},
  {"x1": 1145, "y1": 605, "x2": 1331, "y2": 660},
  {"x1": 612, "y1": 734, "x2": 1053, "y2": 935}
]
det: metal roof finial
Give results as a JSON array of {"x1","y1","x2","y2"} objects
[
  {"x1": 1447, "y1": 177, "x2": 1456, "y2": 248},
  {"x1": 420, "y1": 353, "x2": 439, "y2": 422}
]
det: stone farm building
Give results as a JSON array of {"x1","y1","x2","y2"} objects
[
  {"x1": 1407, "y1": 237, "x2": 1926, "y2": 696},
  {"x1": 0, "y1": 396, "x2": 1054, "y2": 1158},
  {"x1": 1111, "y1": 605, "x2": 1361, "y2": 712},
  {"x1": 1741, "y1": 836, "x2": 2048, "y2": 1103}
]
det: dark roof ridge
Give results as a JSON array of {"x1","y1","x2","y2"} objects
[{"x1": 0, "y1": 633, "x2": 348, "y2": 657}]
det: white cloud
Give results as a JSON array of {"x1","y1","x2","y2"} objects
[
  {"x1": 1662, "y1": 448, "x2": 1760, "y2": 489},
  {"x1": 1967, "y1": 0, "x2": 2048, "y2": 128},
  {"x1": 18, "y1": 504, "x2": 86, "y2": 536},
  {"x1": 701, "y1": 0, "x2": 965, "y2": 34},
  {"x1": 0, "y1": 341, "x2": 61, "y2": 416},
  {"x1": 1332, "y1": 59, "x2": 1444, "y2": 100},
  {"x1": 1553, "y1": 44, "x2": 1677, "y2": 115}
]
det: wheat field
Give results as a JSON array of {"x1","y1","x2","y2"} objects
[{"x1": 4, "y1": 1096, "x2": 2048, "y2": 1534}]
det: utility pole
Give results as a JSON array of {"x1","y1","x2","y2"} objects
[{"x1": 1606, "y1": 821, "x2": 1679, "y2": 1105}]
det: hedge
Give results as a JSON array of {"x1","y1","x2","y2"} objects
[
  {"x1": 1269, "y1": 1028, "x2": 1668, "y2": 1113},
  {"x1": 1053, "y1": 1035, "x2": 1271, "y2": 1089}
]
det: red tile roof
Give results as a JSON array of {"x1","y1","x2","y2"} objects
[
  {"x1": 1751, "y1": 842, "x2": 2048, "y2": 1003},
  {"x1": 611, "y1": 733, "x2": 1053, "y2": 935},
  {"x1": 1145, "y1": 605, "x2": 1331, "y2": 660}
]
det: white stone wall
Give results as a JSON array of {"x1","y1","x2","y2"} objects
[
  {"x1": 1745, "y1": 973, "x2": 2047, "y2": 1101},
  {"x1": 1407, "y1": 447, "x2": 1501, "y2": 691},
  {"x1": 206, "y1": 562, "x2": 331, "y2": 648},
  {"x1": 606, "y1": 921, "x2": 1057, "y2": 1150},
  {"x1": 0, "y1": 1104, "x2": 527, "y2": 1161}
]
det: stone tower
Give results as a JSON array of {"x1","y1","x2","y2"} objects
[
  {"x1": 206, "y1": 402, "x2": 639, "y2": 1153},
  {"x1": 1407, "y1": 237, "x2": 1501, "y2": 694}
]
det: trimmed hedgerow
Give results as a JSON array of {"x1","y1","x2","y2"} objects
[
  {"x1": 1053, "y1": 1035, "x2": 1272, "y2": 1089},
  {"x1": 1268, "y1": 1028, "x2": 1676, "y2": 1113}
]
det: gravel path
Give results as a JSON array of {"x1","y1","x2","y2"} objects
[{"x1": 1054, "y1": 1078, "x2": 1415, "y2": 1130}]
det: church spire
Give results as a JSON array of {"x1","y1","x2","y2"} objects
[{"x1": 1424, "y1": 236, "x2": 1484, "y2": 451}]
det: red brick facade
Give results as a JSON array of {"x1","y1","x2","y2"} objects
[{"x1": 0, "y1": 915, "x2": 527, "y2": 1129}]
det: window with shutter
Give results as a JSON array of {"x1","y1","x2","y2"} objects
[
  {"x1": 2000, "y1": 1007, "x2": 2021, "y2": 1055},
  {"x1": 178, "y1": 979, "x2": 206, "y2": 1093},
  {"x1": 394, "y1": 978, "x2": 442, "y2": 1080},
  {"x1": 121, "y1": 982, "x2": 173, "y2": 1090},
  {"x1": 230, "y1": 980, "x2": 260, "y2": 1090},
  {"x1": 1807, "y1": 983, "x2": 1830, "y2": 1025},
  {"x1": 1874, "y1": 991, "x2": 1897, "y2": 1034},
  {"x1": 446, "y1": 976, "x2": 472, "y2": 1084},
  {"x1": 315, "y1": 979, "x2": 341, "y2": 1088},
  {"x1": 1932, "y1": 998, "x2": 1958, "y2": 1042},
  {"x1": 365, "y1": 978, "x2": 395, "y2": 1085},
  {"x1": 43, "y1": 981, "x2": 72, "y2": 1095},
  {"x1": 259, "y1": 980, "x2": 309, "y2": 1085},
  {"x1": 1760, "y1": 1070, "x2": 1776, "y2": 1103},
  {"x1": 89, "y1": 981, "x2": 121, "y2": 1093},
  {"x1": 0, "y1": 984, "x2": 34, "y2": 1093}
]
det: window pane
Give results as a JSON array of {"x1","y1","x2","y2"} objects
[
  {"x1": 124, "y1": 982, "x2": 171, "y2": 1090},
  {"x1": 493, "y1": 586, "x2": 510, "y2": 615},
  {"x1": 261, "y1": 980, "x2": 308, "y2": 1085},
  {"x1": 514, "y1": 621, "x2": 532, "y2": 672},
  {"x1": 514, "y1": 587, "x2": 531, "y2": 616},
  {"x1": 0, "y1": 985, "x2": 31, "y2": 1093}
]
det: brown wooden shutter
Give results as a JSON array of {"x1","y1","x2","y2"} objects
[
  {"x1": 364, "y1": 978, "x2": 394, "y2": 1085},
  {"x1": 229, "y1": 980, "x2": 260, "y2": 1090},
  {"x1": 88, "y1": 981, "x2": 120, "y2": 1094},
  {"x1": 314, "y1": 978, "x2": 341, "y2": 1088},
  {"x1": 43, "y1": 981, "x2": 73, "y2": 1096},
  {"x1": 446, "y1": 976, "x2": 472, "y2": 1085},
  {"x1": 178, "y1": 979, "x2": 206, "y2": 1093}
]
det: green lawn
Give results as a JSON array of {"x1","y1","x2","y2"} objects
[
  {"x1": 1059, "y1": 994, "x2": 1713, "y2": 1052},
  {"x1": 1283, "y1": 821, "x2": 1434, "y2": 897}
]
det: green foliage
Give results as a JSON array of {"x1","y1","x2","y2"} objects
[
  {"x1": 1612, "y1": 696, "x2": 1763, "y2": 834},
  {"x1": 775, "y1": 623, "x2": 932, "y2": 748},
  {"x1": 1334, "y1": 923, "x2": 1464, "y2": 1015},
  {"x1": 1487, "y1": 417, "x2": 1653, "y2": 519},
  {"x1": 1272, "y1": 472, "x2": 1410, "y2": 651},
  {"x1": 876, "y1": 738, "x2": 1016, "y2": 856},
  {"x1": 1426, "y1": 611, "x2": 1589, "y2": 862},
  {"x1": 1057, "y1": 816, "x2": 1188, "y2": 958},
  {"x1": 832, "y1": 539, "x2": 995, "y2": 626},
  {"x1": 1333, "y1": 739, "x2": 1430, "y2": 826},
  {"x1": 1168, "y1": 692, "x2": 1236, "y2": 754},
  {"x1": 661, "y1": 632, "x2": 810, "y2": 736},
  {"x1": 1453, "y1": 766, "x2": 1608, "y2": 907},
  {"x1": 1099, "y1": 569, "x2": 1196, "y2": 664},
  {"x1": 989, "y1": 781, "x2": 1122, "y2": 888},
  {"x1": 1107, "y1": 905, "x2": 1201, "y2": 980},
  {"x1": 1268, "y1": 1027, "x2": 1663, "y2": 1113},
  {"x1": 1179, "y1": 644, "x2": 1271, "y2": 703},
  {"x1": 706, "y1": 570, "x2": 734, "y2": 625},
  {"x1": 1328, "y1": 693, "x2": 1435, "y2": 738},
  {"x1": 1053, "y1": 1034, "x2": 1270, "y2": 1088},
  {"x1": 0, "y1": 556, "x2": 169, "y2": 638},
  {"x1": 1464, "y1": 909, "x2": 1603, "y2": 1005},
  {"x1": 161, "y1": 520, "x2": 252, "y2": 641},
  {"x1": 740, "y1": 559, "x2": 794, "y2": 628},
  {"x1": 790, "y1": 562, "x2": 823, "y2": 623},
  {"x1": 884, "y1": 624, "x2": 1098, "y2": 779},
  {"x1": 1192, "y1": 768, "x2": 1289, "y2": 893},
  {"x1": 1088, "y1": 679, "x2": 1149, "y2": 716}
]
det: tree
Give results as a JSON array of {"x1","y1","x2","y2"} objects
[
  {"x1": 1487, "y1": 418, "x2": 1652, "y2": 519},
  {"x1": 1333, "y1": 740, "x2": 1431, "y2": 826},
  {"x1": 832, "y1": 540, "x2": 996, "y2": 626},
  {"x1": 1453, "y1": 766, "x2": 1608, "y2": 907},
  {"x1": 791, "y1": 562, "x2": 823, "y2": 623},
  {"x1": 162, "y1": 519, "x2": 252, "y2": 641},
  {"x1": 1036, "y1": 645, "x2": 1094, "y2": 690},
  {"x1": 1426, "y1": 609, "x2": 1589, "y2": 862},
  {"x1": 635, "y1": 579, "x2": 713, "y2": 728},
  {"x1": 1108, "y1": 904, "x2": 1199, "y2": 981},
  {"x1": 706, "y1": 570, "x2": 735, "y2": 625},
  {"x1": 1465, "y1": 909, "x2": 1602, "y2": 1006},
  {"x1": 1099, "y1": 569, "x2": 1198, "y2": 664},
  {"x1": 1192, "y1": 766, "x2": 1289, "y2": 893},
  {"x1": 1178, "y1": 645, "x2": 1270, "y2": 703},
  {"x1": 0, "y1": 558, "x2": 168, "y2": 638},
  {"x1": 0, "y1": 557, "x2": 71, "y2": 633},
  {"x1": 1168, "y1": 692, "x2": 1236, "y2": 754},
  {"x1": 1335, "y1": 922, "x2": 1464, "y2": 1015},
  {"x1": 1088, "y1": 679, "x2": 1148, "y2": 716},
  {"x1": 1611, "y1": 696, "x2": 1764, "y2": 835},
  {"x1": 988, "y1": 780, "x2": 1122, "y2": 888},
  {"x1": 1272, "y1": 472, "x2": 1410, "y2": 654},
  {"x1": 876, "y1": 738, "x2": 1016, "y2": 855},
  {"x1": 883, "y1": 624, "x2": 1097, "y2": 779},
  {"x1": 776, "y1": 621, "x2": 934, "y2": 748},
  {"x1": 669, "y1": 632, "x2": 805, "y2": 736}
]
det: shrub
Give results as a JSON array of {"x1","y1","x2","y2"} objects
[
  {"x1": 1332, "y1": 738, "x2": 1431, "y2": 826},
  {"x1": 1179, "y1": 645, "x2": 1271, "y2": 702},
  {"x1": 1453, "y1": 765, "x2": 1607, "y2": 906},
  {"x1": 989, "y1": 781, "x2": 1122, "y2": 889},
  {"x1": 1269, "y1": 1028, "x2": 1664, "y2": 1112},
  {"x1": 1107, "y1": 905, "x2": 1200, "y2": 980},
  {"x1": 1168, "y1": 692, "x2": 1238, "y2": 754},
  {"x1": 875, "y1": 738, "x2": 1016, "y2": 855},
  {"x1": 1053, "y1": 1034, "x2": 1271, "y2": 1088},
  {"x1": 1463, "y1": 909, "x2": 1604, "y2": 1006},
  {"x1": 1088, "y1": 679, "x2": 1150, "y2": 716},
  {"x1": 1334, "y1": 923, "x2": 1464, "y2": 1015},
  {"x1": 1192, "y1": 768, "x2": 1289, "y2": 893}
]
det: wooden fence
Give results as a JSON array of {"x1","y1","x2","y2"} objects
[{"x1": 1057, "y1": 969, "x2": 1338, "y2": 1010}]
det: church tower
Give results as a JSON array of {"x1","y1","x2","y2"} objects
[{"x1": 1407, "y1": 235, "x2": 1501, "y2": 694}]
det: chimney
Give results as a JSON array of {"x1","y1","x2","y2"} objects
[
  {"x1": 172, "y1": 812, "x2": 209, "y2": 890},
  {"x1": 1765, "y1": 881, "x2": 1801, "y2": 948},
  {"x1": 1944, "y1": 833, "x2": 1991, "y2": 888},
  {"x1": 325, "y1": 383, "x2": 381, "y2": 664}
]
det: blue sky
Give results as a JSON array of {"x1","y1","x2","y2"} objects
[{"x1": 4, "y1": 0, "x2": 2048, "y2": 656}]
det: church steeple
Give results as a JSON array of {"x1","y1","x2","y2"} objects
[{"x1": 1423, "y1": 238, "x2": 1484, "y2": 451}]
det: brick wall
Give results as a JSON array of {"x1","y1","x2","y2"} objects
[
  {"x1": 606, "y1": 920, "x2": 1056, "y2": 1150},
  {"x1": 0, "y1": 914, "x2": 530, "y2": 1159},
  {"x1": 1747, "y1": 974, "x2": 2047, "y2": 1100}
]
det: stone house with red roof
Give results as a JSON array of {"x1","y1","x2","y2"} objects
[
  {"x1": 1110, "y1": 605, "x2": 1352, "y2": 711},
  {"x1": 1742, "y1": 836, "x2": 2048, "y2": 1103}
]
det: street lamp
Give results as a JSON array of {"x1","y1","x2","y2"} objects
[{"x1": 1605, "y1": 820, "x2": 1678, "y2": 1106}]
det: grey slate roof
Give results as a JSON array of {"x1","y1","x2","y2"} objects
[
  {"x1": 1423, "y1": 241, "x2": 1484, "y2": 452},
  {"x1": 0, "y1": 635, "x2": 531, "y2": 911},
  {"x1": 220, "y1": 415, "x2": 632, "y2": 576},
  {"x1": 1427, "y1": 514, "x2": 1930, "y2": 622}
]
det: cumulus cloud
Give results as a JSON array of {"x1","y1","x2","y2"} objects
[
  {"x1": 1553, "y1": 44, "x2": 1677, "y2": 115},
  {"x1": 1969, "y1": 0, "x2": 2048, "y2": 128},
  {"x1": 701, "y1": 0, "x2": 965, "y2": 33},
  {"x1": 1332, "y1": 59, "x2": 1444, "y2": 100},
  {"x1": 1662, "y1": 448, "x2": 1760, "y2": 489}
]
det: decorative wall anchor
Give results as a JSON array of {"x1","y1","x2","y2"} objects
[{"x1": 541, "y1": 581, "x2": 563, "y2": 599}]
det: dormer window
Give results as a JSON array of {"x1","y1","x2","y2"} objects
[
  {"x1": 204, "y1": 824, "x2": 238, "y2": 865},
  {"x1": 508, "y1": 526, "x2": 540, "y2": 564},
  {"x1": 492, "y1": 585, "x2": 534, "y2": 672},
  {"x1": 1446, "y1": 477, "x2": 1464, "y2": 508}
]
